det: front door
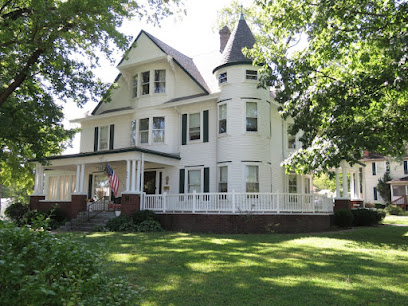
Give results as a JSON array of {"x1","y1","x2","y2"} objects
[{"x1": 144, "y1": 171, "x2": 156, "y2": 194}]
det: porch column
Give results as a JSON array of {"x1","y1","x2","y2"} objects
[
  {"x1": 140, "y1": 153, "x2": 145, "y2": 193},
  {"x1": 362, "y1": 166, "x2": 366, "y2": 207},
  {"x1": 342, "y1": 165, "x2": 348, "y2": 199},
  {"x1": 79, "y1": 164, "x2": 85, "y2": 193},
  {"x1": 335, "y1": 168, "x2": 340, "y2": 198},
  {"x1": 136, "y1": 160, "x2": 141, "y2": 192},
  {"x1": 355, "y1": 168, "x2": 361, "y2": 199},
  {"x1": 75, "y1": 164, "x2": 81, "y2": 193},
  {"x1": 350, "y1": 172, "x2": 355, "y2": 199},
  {"x1": 126, "y1": 160, "x2": 131, "y2": 192}
]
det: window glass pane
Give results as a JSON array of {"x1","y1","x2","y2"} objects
[
  {"x1": 246, "y1": 70, "x2": 257, "y2": 80},
  {"x1": 288, "y1": 175, "x2": 297, "y2": 193},
  {"x1": 246, "y1": 102, "x2": 257, "y2": 132},
  {"x1": 94, "y1": 174, "x2": 110, "y2": 199},
  {"x1": 246, "y1": 166, "x2": 259, "y2": 192},
  {"x1": 99, "y1": 126, "x2": 108, "y2": 150},
  {"x1": 141, "y1": 71, "x2": 150, "y2": 95},
  {"x1": 153, "y1": 117, "x2": 165, "y2": 129},
  {"x1": 219, "y1": 166, "x2": 228, "y2": 192},
  {"x1": 219, "y1": 72, "x2": 227, "y2": 84},
  {"x1": 133, "y1": 74, "x2": 138, "y2": 97},
  {"x1": 154, "y1": 70, "x2": 166, "y2": 93},
  {"x1": 246, "y1": 118, "x2": 257, "y2": 132},
  {"x1": 189, "y1": 113, "x2": 200, "y2": 140},
  {"x1": 130, "y1": 120, "x2": 136, "y2": 145},
  {"x1": 188, "y1": 170, "x2": 201, "y2": 193},
  {"x1": 139, "y1": 118, "x2": 149, "y2": 144},
  {"x1": 219, "y1": 104, "x2": 227, "y2": 134}
]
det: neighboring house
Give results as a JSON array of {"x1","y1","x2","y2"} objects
[
  {"x1": 30, "y1": 15, "x2": 335, "y2": 233},
  {"x1": 360, "y1": 151, "x2": 408, "y2": 205}
]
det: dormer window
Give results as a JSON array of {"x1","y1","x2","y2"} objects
[
  {"x1": 141, "y1": 71, "x2": 150, "y2": 95},
  {"x1": 132, "y1": 75, "x2": 138, "y2": 97},
  {"x1": 246, "y1": 70, "x2": 257, "y2": 80},
  {"x1": 219, "y1": 72, "x2": 227, "y2": 84},
  {"x1": 154, "y1": 70, "x2": 166, "y2": 93}
]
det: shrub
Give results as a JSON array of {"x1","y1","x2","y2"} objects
[
  {"x1": 137, "y1": 219, "x2": 163, "y2": 232},
  {"x1": 4, "y1": 202, "x2": 29, "y2": 225},
  {"x1": 365, "y1": 202, "x2": 375, "y2": 208},
  {"x1": 132, "y1": 210, "x2": 158, "y2": 225},
  {"x1": 385, "y1": 205, "x2": 405, "y2": 216},
  {"x1": 352, "y1": 209, "x2": 378, "y2": 226},
  {"x1": 374, "y1": 203, "x2": 386, "y2": 209},
  {"x1": 105, "y1": 215, "x2": 137, "y2": 232},
  {"x1": 376, "y1": 209, "x2": 386, "y2": 222},
  {"x1": 0, "y1": 220, "x2": 140, "y2": 305},
  {"x1": 334, "y1": 209, "x2": 353, "y2": 227}
]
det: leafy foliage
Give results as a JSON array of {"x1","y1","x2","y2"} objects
[
  {"x1": 0, "y1": 220, "x2": 141, "y2": 304},
  {"x1": 0, "y1": 0, "x2": 183, "y2": 188},
  {"x1": 244, "y1": 0, "x2": 408, "y2": 174},
  {"x1": 105, "y1": 215, "x2": 138, "y2": 232},
  {"x1": 385, "y1": 205, "x2": 406, "y2": 216},
  {"x1": 376, "y1": 172, "x2": 392, "y2": 203},
  {"x1": 132, "y1": 209, "x2": 159, "y2": 224},
  {"x1": 104, "y1": 210, "x2": 163, "y2": 232},
  {"x1": 351, "y1": 209, "x2": 383, "y2": 226},
  {"x1": 334, "y1": 208, "x2": 353, "y2": 227},
  {"x1": 4, "y1": 202, "x2": 30, "y2": 225}
]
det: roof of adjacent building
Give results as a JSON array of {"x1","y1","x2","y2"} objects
[{"x1": 213, "y1": 14, "x2": 256, "y2": 73}]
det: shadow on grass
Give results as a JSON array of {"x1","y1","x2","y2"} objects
[{"x1": 72, "y1": 226, "x2": 408, "y2": 305}]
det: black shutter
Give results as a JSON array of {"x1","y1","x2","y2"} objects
[
  {"x1": 88, "y1": 174, "x2": 93, "y2": 199},
  {"x1": 204, "y1": 167, "x2": 210, "y2": 193},
  {"x1": 203, "y1": 110, "x2": 209, "y2": 143},
  {"x1": 109, "y1": 124, "x2": 114, "y2": 150},
  {"x1": 94, "y1": 127, "x2": 99, "y2": 152},
  {"x1": 179, "y1": 169, "x2": 185, "y2": 193},
  {"x1": 182, "y1": 114, "x2": 187, "y2": 145}
]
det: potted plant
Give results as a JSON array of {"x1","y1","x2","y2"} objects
[{"x1": 114, "y1": 204, "x2": 122, "y2": 216}]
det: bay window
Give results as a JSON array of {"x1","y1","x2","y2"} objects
[
  {"x1": 141, "y1": 71, "x2": 150, "y2": 95},
  {"x1": 218, "y1": 166, "x2": 228, "y2": 192},
  {"x1": 218, "y1": 104, "x2": 227, "y2": 134}
]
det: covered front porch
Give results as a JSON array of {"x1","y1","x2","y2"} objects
[{"x1": 388, "y1": 177, "x2": 408, "y2": 210}]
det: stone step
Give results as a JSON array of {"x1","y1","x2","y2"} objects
[{"x1": 60, "y1": 211, "x2": 118, "y2": 232}]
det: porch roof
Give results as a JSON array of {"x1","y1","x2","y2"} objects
[
  {"x1": 387, "y1": 176, "x2": 408, "y2": 185},
  {"x1": 37, "y1": 146, "x2": 181, "y2": 162}
]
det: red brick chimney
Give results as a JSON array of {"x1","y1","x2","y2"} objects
[
  {"x1": 364, "y1": 150, "x2": 369, "y2": 157},
  {"x1": 219, "y1": 25, "x2": 231, "y2": 53}
]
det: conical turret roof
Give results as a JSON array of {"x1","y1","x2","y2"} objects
[{"x1": 213, "y1": 15, "x2": 256, "y2": 73}]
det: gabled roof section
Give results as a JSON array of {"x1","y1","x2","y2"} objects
[{"x1": 213, "y1": 15, "x2": 256, "y2": 73}]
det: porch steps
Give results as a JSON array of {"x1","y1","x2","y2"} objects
[{"x1": 60, "y1": 211, "x2": 117, "y2": 232}]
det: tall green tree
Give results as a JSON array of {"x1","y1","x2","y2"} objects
[
  {"x1": 376, "y1": 172, "x2": 392, "y2": 203},
  {"x1": 0, "y1": 0, "x2": 182, "y2": 192},
  {"x1": 244, "y1": 0, "x2": 408, "y2": 174}
]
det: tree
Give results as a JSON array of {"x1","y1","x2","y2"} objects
[
  {"x1": 245, "y1": 0, "x2": 408, "y2": 174},
  {"x1": 376, "y1": 172, "x2": 392, "y2": 203},
  {"x1": 0, "y1": 0, "x2": 182, "y2": 190}
]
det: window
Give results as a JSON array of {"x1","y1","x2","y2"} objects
[
  {"x1": 393, "y1": 186, "x2": 405, "y2": 197},
  {"x1": 154, "y1": 70, "x2": 166, "y2": 93},
  {"x1": 246, "y1": 70, "x2": 257, "y2": 80},
  {"x1": 218, "y1": 104, "x2": 227, "y2": 134},
  {"x1": 386, "y1": 161, "x2": 390, "y2": 173},
  {"x1": 404, "y1": 160, "x2": 408, "y2": 175},
  {"x1": 373, "y1": 187, "x2": 378, "y2": 201},
  {"x1": 152, "y1": 117, "x2": 165, "y2": 143},
  {"x1": 246, "y1": 165, "x2": 259, "y2": 192},
  {"x1": 141, "y1": 71, "x2": 150, "y2": 95},
  {"x1": 132, "y1": 74, "x2": 138, "y2": 97},
  {"x1": 219, "y1": 72, "x2": 227, "y2": 84},
  {"x1": 139, "y1": 118, "x2": 149, "y2": 144},
  {"x1": 99, "y1": 126, "x2": 109, "y2": 150},
  {"x1": 218, "y1": 166, "x2": 228, "y2": 192},
  {"x1": 288, "y1": 124, "x2": 296, "y2": 149},
  {"x1": 288, "y1": 174, "x2": 297, "y2": 193},
  {"x1": 189, "y1": 113, "x2": 200, "y2": 140},
  {"x1": 246, "y1": 102, "x2": 258, "y2": 132},
  {"x1": 130, "y1": 120, "x2": 136, "y2": 145},
  {"x1": 372, "y1": 162, "x2": 376, "y2": 175},
  {"x1": 188, "y1": 170, "x2": 201, "y2": 193}
]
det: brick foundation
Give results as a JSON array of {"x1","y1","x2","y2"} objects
[
  {"x1": 351, "y1": 200, "x2": 364, "y2": 208},
  {"x1": 121, "y1": 193, "x2": 141, "y2": 215},
  {"x1": 334, "y1": 199, "x2": 351, "y2": 211},
  {"x1": 29, "y1": 194, "x2": 87, "y2": 219},
  {"x1": 157, "y1": 213, "x2": 332, "y2": 234}
]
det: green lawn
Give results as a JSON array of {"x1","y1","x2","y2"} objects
[
  {"x1": 69, "y1": 226, "x2": 408, "y2": 305},
  {"x1": 383, "y1": 215, "x2": 408, "y2": 226}
]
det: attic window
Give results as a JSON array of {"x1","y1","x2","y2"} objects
[
  {"x1": 219, "y1": 72, "x2": 227, "y2": 84},
  {"x1": 141, "y1": 71, "x2": 150, "y2": 95},
  {"x1": 154, "y1": 70, "x2": 166, "y2": 93},
  {"x1": 246, "y1": 70, "x2": 257, "y2": 80}
]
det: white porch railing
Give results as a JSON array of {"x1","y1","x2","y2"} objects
[{"x1": 142, "y1": 191, "x2": 333, "y2": 214}]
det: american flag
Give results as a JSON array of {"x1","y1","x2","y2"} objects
[{"x1": 106, "y1": 162, "x2": 119, "y2": 197}]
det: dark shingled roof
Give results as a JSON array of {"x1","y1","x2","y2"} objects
[
  {"x1": 213, "y1": 15, "x2": 256, "y2": 73},
  {"x1": 139, "y1": 31, "x2": 210, "y2": 94}
]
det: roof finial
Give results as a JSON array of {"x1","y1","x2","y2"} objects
[{"x1": 240, "y1": 4, "x2": 244, "y2": 20}]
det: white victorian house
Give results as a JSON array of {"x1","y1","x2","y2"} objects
[{"x1": 30, "y1": 15, "x2": 339, "y2": 233}]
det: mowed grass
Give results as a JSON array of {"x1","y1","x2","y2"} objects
[
  {"x1": 383, "y1": 215, "x2": 408, "y2": 225},
  {"x1": 69, "y1": 226, "x2": 408, "y2": 305}
]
